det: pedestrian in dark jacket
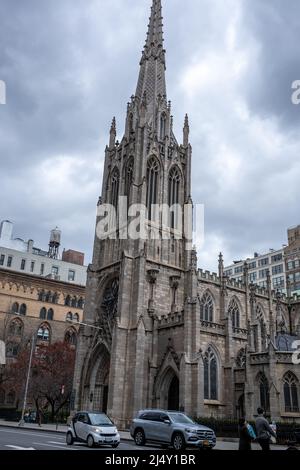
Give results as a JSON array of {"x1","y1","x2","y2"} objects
[
  {"x1": 255, "y1": 408, "x2": 276, "y2": 451},
  {"x1": 238, "y1": 418, "x2": 252, "y2": 450}
]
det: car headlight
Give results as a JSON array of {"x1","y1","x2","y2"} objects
[
  {"x1": 185, "y1": 428, "x2": 195, "y2": 434},
  {"x1": 94, "y1": 428, "x2": 102, "y2": 433}
]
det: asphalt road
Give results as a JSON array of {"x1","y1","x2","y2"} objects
[
  {"x1": 0, "y1": 427, "x2": 157, "y2": 451},
  {"x1": 0, "y1": 427, "x2": 288, "y2": 451}
]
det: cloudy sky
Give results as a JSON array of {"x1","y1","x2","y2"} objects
[{"x1": 0, "y1": 0, "x2": 300, "y2": 271}]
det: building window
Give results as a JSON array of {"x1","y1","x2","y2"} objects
[
  {"x1": 68, "y1": 270, "x2": 75, "y2": 282},
  {"x1": 11, "y1": 302, "x2": 19, "y2": 314},
  {"x1": 20, "y1": 259, "x2": 26, "y2": 270},
  {"x1": 259, "y1": 269, "x2": 269, "y2": 279},
  {"x1": 283, "y1": 372, "x2": 299, "y2": 412},
  {"x1": 73, "y1": 313, "x2": 79, "y2": 322},
  {"x1": 6, "y1": 390, "x2": 16, "y2": 405},
  {"x1": 204, "y1": 347, "x2": 218, "y2": 400},
  {"x1": 0, "y1": 254, "x2": 5, "y2": 266},
  {"x1": 273, "y1": 276, "x2": 285, "y2": 288},
  {"x1": 258, "y1": 373, "x2": 270, "y2": 412},
  {"x1": 168, "y1": 166, "x2": 181, "y2": 229},
  {"x1": 65, "y1": 295, "x2": 71, "y2": 306},
  {"x1": 30, "y1": 261, "x2": 35, "y2": 273},
  {"x1": 19, "y1": 304, "x2": 27, "y2": 316},
  {"x1": 258, "y1": 258, "x2": 269, "y2": 267},
  {"x1": 249, "y1": 272, "x2": 257, "y2": 282},
  {"x1": 78, "y1": 297, "x2": 84, "y2": 309},
  {"x1": 248, "y1": 261, "x2": 256, "y2": 270},
  {"x1": 51, "y1": 266, "x2": 59, "y2": 276},
  {"x1": 111, "y1": 167, "x2": 120, "y2": 210},
  {"x1": 37, "y1": 325, "x2": 50, "y2": 342},
  {"x1": 124, "y1": 157, "x2": 134, "y2": 207},
  {"x1": 47, "y1": 308, "x2": 54, "y2": 321},
  {"x1": 224, "y1": 269, "x2": 232, "y2": 277},
  {"x1": 200, "y1": 292, "x2": 214, "y2": 322},
  {"x1": 146, "y1": 157, "x2": 159, "y2": 221},
  {"x1": 271, "y1": 254, "x2": 282, "y2": 263},
  {"x1": 39, "y1": 307, "x2": 47, "y2": 319},
  {"x1": 66, "y1": 312, "x2": 73, "y2": 322},
  {"x1": 236, "y1": 348, "x2": 246, "y2": 368},
  {"x1": 7, "y1": 256, "x2": 12, "y2": 267},
  {"x1": 64, "y1": 328, "x2": 77, "y2": 346},
  {"x1": 160, "y1": 113, "x2": 167, "y2": 140},
  {"x1": 71, "y1": 297, "x2": 77, "y2": 308},
  {"x1": 6, "y1": 343, "x2": 19, "y2": 358},
  {"x1": 234, "y1": 266, "x2": 243, "y2": 274},
  {"x1": 40, "y1": 263, "x2": 45, "y2": 275},
  {"x1": 272, "y1": 264, "x2": 283, "y2": 275},
  {"x1": 228, "y1": 299, "x2": 240, "y2": 329},
  {"x1": 8, "y1": 319, "x2": 23, "y2": 337}
]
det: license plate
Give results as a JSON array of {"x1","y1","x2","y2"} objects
[
  {"x1": 105, "y1": 439, "x2": 112, "y2": 443},
  {"x1": 203, "y1": 440, "x2": 210, "y2": 446}
]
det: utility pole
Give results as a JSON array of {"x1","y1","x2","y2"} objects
[{"x1": 19, "y1": 333, "x2": 35, "y2": 426}]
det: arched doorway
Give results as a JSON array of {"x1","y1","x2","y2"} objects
[
  {"x1": 83, "y1": 344, "x2": 111, "y2": 412},
  {"x1": 237, "y1": 394, "x2": 245, "y2": 418},
  {"x1": 168, "y1": 375, "x2": 179, "y2": 411}
]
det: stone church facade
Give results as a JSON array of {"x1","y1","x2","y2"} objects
[{"x1": 73, "y1": 0, "x2": 300, "y2": 429}]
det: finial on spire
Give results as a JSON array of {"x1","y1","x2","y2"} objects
[
  {"x1": 218, "y1": 252, "x2": 224, "y2": 278},
  {"x1": 183, "y1": 114, "x2": 189, "y2": 146},
  {"x1": 109, "y1": 117, "x2": 116, "y2": 148}
]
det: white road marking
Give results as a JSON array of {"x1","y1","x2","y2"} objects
[
  {"x1": 32, "y1": 442, "x2": 78, "y2": 450},
  {"x1": 5, "y1": 445, "x2": 35, "y2": 450},
  {"x1": 48, "y1": 441, "x2": 66, "y2": 445},
  {"x1": 0, "y1": 429, "x2": 65, "y2": 439}
]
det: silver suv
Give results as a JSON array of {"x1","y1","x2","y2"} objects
[{"x1": 130, "y1": 409, "x2": 216, "y2": 450}]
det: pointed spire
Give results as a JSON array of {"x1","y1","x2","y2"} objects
[
  {"x1": 136, "y1": 0, "x2": 166, "y2": 104},
  {"x1": 109, "y1": 117, "x2": 116, "y2": 148},
  {"x1": 183, "y1": 114, "x2": 189, "y2": 146},
  {"x1": 218, "y1": 252, "x2": 224, "y2": 278}
]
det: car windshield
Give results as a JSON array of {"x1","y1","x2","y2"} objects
[
  {"x1": 168, "y1": 413, "x2": 195, "y2": 424},
  {"x1": 89, "y1": 413, "x2": 113, "y2": 426}
]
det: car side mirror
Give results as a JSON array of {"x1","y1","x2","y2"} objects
[{"x1": 164, "y1": 419, "x2": 171, "y2": 425}]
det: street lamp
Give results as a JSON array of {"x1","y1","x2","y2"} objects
[{"x1": 19, "y1": 332, "x2": 36, "y2": 427}]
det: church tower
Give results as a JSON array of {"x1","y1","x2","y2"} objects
[{"x1": 73, "y1": 0, "x2": 193, "y2": 427}]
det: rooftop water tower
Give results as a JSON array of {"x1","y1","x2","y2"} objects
[{"x1": 48, "y1": 227, "x2": 61, "y2": 259}]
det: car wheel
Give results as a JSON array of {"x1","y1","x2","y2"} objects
[
  {"x1": 112, "y1": 443, "x2": 119, "y2": 448},
  {"x1": 172, "y1": 433, "x2": 186, "y2": 451},
  {"x1": 66, "y1": 432, "x2": 74, "y2": 445},
  {"x1": 134, "y1": 429, "x2": 146, "y2": 446},
  {"x1": 87, "y1": 435, "x2": 95, "y2": 448}
]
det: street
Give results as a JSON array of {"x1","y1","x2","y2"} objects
[{"x1": 0, "y1": 427, "x2": 288, "y2": 450}]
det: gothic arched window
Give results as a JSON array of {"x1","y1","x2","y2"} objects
[
  {"x1": 258, "y1": 373, "x2": 270, "y2": 412},
  {"x1": 78, "y1": 297, "x2": 84, "y2": 309},
  {"x1": 160, "y1": 113, "x2": 167, "y2": 140},
  {"x1": 204, "y1": 347, "x2": 218, "y2": 400},
  {"x1": 11, "y1": 302, "x2": 19, "y2": 314},
  {"x1": 283, "y1": 372, "x2": 299, "y2": 412},
  {"x1": 47, "y1": 308, "x2": 54, "y2": 321},
  {"x1": 111, "y1": 167, "x2": 120, "y2": 209},
  {"x1": 64, "y1": 328, "x2": 77, "y2": 346},
  {"x1": 146, "y1": 157, "x2": 159, "y2": 220},
  {"x1": 200, "y1": 292, "x2": 214, "y2": 322},
  {"x1": 66, "y1": 312, "x2": 73, "y2": 322},
  {"x1": 168, "y1": 166, "x2": 181, "y2": 229},
  {"x1": 40, "y1": 307, "x2": 47, "y2": 319},
  {"x1": 45, "y1": 291, "x2": 51, "y2": 303},
  {"x1": 228, "y1": 299, "x2": 240, "y2": 329},
  {"x1": 73, "y1": 313, "x2": 79, "y2": 323},
  {"x1": 71, "y1": 297, "x2": 77, "y2": 308},
  {"x1": 37, "y1": 324, "x2": 50, "y2": 342},
  {"x1": 6, "y1": 390, "x2": 16, "y2": 405},
  {"x1": 6, "y1": 342, "x2": 19, "y2": 358},
  {"x1": 38, "y1": 290, "x2": 44, "y2": 302},
  {"x1": 8, "y1": 319, "x2": 23, "y2": 337},
  {"x1": 65, "y1": 295, "x2": 71, "y2": 306},
  {"x1": 124, "y1": 157, "x2": 134, "y2": 206},
  {"x1": 19, "y1": 304, "x2": 27, "y2": 316}
]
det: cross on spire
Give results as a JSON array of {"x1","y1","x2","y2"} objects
[{"x1": 135, "y1": 0, "x2": 166, "y2": 104}]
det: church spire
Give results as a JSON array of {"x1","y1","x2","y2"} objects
[{"x1": 135, "y1": 0, "x2": 166, "y2": 104}]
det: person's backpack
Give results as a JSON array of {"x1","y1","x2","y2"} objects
[{"x1": 247, "y1": 423, "x2": 257, "y2": 440}]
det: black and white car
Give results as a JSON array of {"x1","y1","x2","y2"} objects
[{"x1": 66, "y1": 411, "x2": 120, "y2": 448}]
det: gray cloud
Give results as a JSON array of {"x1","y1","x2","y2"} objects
[{"x1": 0, "y1": 0, "x2": 299, "y2": 271}]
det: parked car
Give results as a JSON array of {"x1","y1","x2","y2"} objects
[
  {"x1": 66, "y1": 411, "x2": 120, "y2": 448},
  {"x1": 130, "y1": 409, "x2": 216, "y2": 450}
]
